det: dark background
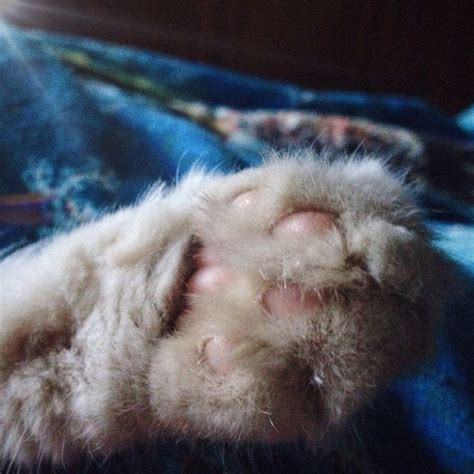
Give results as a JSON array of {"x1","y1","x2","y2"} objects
[{"x1": 5, "y1": 0, "x2": 474, "y2": 113}]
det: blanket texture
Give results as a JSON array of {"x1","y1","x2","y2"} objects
[{"x1": 0, "y1": 22, "x2": 473, "y2": 473}]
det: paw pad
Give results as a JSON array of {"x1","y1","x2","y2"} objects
[
  {"x1": 187, "y1": 266, "x2": 232, "y2": 293},
  {"x1": 181, "y1": 201, "x2": 337, "y2": 375},
  {"x1": 262, "y1": 283, "x2": 320, "y2": 318},
  {"x1": 203, "y1": 336, "x2": 234, "y2": 375},
  {"x1": 272, "y1": 210, "x2": 335, "y2": 237},
  {"x1": 232, "y1": 190, "x2": 259, "y2": 209}
]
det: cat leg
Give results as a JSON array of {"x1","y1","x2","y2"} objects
[
  {"x1": 0, "y1": 154, "x2": 451, "y2": 468},
  {"x1": 0, "y1": 171, "x2": 212, "y2": 467},
  {"x1": 149, "y1": 154, "x2": 450, "y2": 445}
]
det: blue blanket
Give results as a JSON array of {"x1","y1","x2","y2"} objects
[{"x1": 1, "y1": 22, "x2": 473, "y2": 473}]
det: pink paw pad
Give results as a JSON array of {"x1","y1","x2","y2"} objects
[
  {"x1": 184, "y1": 200, "x2": 335, "y2": 376},
  {"x1": 272, "y1": 210, "x2": 334, "y2": 237},
  {"x1": 232, "y1": 190, "x2": 259, "y2": 209},
  {"x1": 203, "y1": 335, "x2": 234, "y2": 375},
  {"x1": 263, "y1": 283, "x2": 329, "y2": 318},
  {"x1": 187, "y1": 266, "x2": 232, "y2": 293}
]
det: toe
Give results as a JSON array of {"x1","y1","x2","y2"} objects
[
  {"x1": 272, "y1": 210, "x2": 334, "y2": 237},
  {"x1": 232, "y1": 190, "x2": 259, "y2": 209},
  {"x1": 188, "y1": 267, "x2": 232, "y2": 293},
  {"x1": 263, "y1": 283, "x2": 328, "y2": 318},
  {"x1": 194, "y1": 246, "x2": 220, "y2": 267},
  {"x1": 204, "y1": 335, "x2": 234, "y2": 375}
]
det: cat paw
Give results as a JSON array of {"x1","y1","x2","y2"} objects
[{"x1": 150, "y1": 155, "x2": 448, "y2": 445}]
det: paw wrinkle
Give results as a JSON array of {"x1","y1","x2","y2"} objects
[{"x1": 163, "y1": 239, "x2": 202, "y2": 334}]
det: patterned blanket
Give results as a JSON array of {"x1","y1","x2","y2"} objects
[{"x1": 1, "y1": 22, "x2": 473, "y2": 473}]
